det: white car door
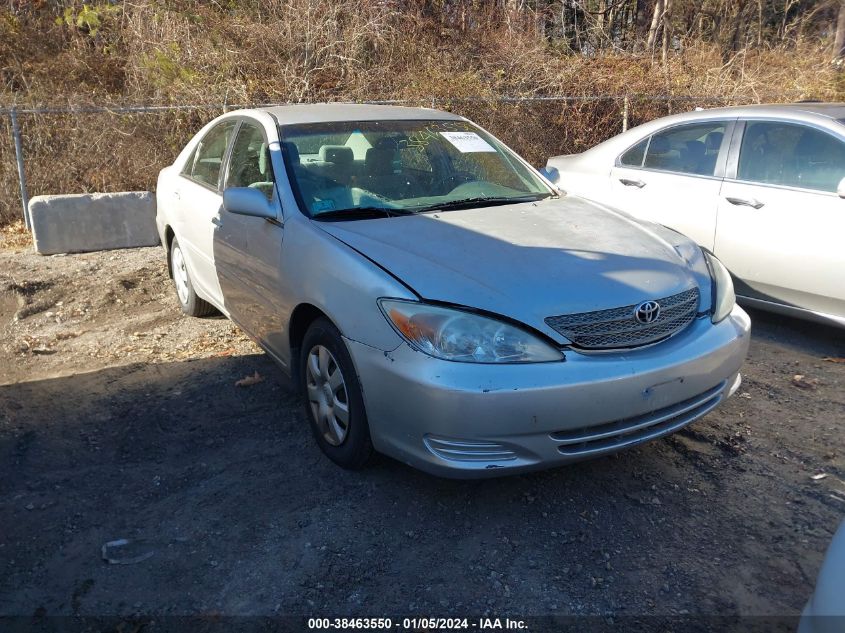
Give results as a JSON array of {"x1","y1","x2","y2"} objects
[
  {"x1": 174, "y1": 119, "x2": 237, "y2": 308},
  {"x1": 714, "y1": 119, "x2": 845, "y2": 318},
  {"x1": 608, "y1": 119, "x2": 734, "y2": 250}
]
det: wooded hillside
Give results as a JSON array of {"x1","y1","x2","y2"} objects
[{"x1": 0, "y1": 0, "x2": 843, "y2": 224}]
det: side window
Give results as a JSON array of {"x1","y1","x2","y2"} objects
[
  {"x1": 737, "y1": 121, "x2": 845, "y2": 192},
  {"x1": 183, "y1": 120, "x2": 237, "y2": 189},
  {"x1": 642, "y1": 122, "x2": 727, "y2": 176},
  {"x1": 226, "y1": 121, "x2": 275, "y2": 200},
  {"x1": 620, "y1": 138, "x2": 648, "y2": 167}
]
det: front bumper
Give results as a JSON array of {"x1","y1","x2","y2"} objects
[{"x1": 347, "y1": 305, "x2": 751, "y2": 478}]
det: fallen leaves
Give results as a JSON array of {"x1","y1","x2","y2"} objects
[
  {"x1": 0, "y1": 220, "x2": 33, "y2": 252},
  {"x1": 235, "y1": 371, "x2": 264, "y2": 387}
]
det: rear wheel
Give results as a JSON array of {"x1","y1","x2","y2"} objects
[
  {"x1": 300, "y1": 318, "x2": 373, "y2": 469},
  {"x1": 169, "y1": 237, "x2": 215, "y2": 317}
]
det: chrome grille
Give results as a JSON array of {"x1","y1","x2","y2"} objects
[
  {"x1": 545, "y1": 287, "x2": 700, "y2": 350},
  {"x1": 550, "y1": 381, "x2": 726, "y2": 458}
]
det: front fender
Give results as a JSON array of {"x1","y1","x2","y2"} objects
[{"x1": 279, "y1": 216, "x2": 415, "y2": 360}]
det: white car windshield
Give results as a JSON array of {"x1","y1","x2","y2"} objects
[{"x1": 279, "y1": 119, "x2": 555, "y2": 219}]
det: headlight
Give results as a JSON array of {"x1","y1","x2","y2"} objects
[
  {"x1": 378, "y1": 299, "x2": 564, "y2": 363},
  {"x1": 703, "y1": 251, "x2": 736, "y2": 323}
]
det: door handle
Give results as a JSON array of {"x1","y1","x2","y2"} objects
[
  {"x1": 725, "y1": 196, "x2": 764, "y2": 209},
  {"x1": 619, "y1": 178, "x2": 646, "y2": 188},
  {"x1": 211, "y1": 216, "x2": 222, "y2": 227}
]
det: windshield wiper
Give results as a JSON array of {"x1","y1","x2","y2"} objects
[
  {"x1": 311, "y1": 206, "x2": 416, "y2": 221},
  {"x1": 413, "y1": 193, "x2": 554, "y2": 214}
]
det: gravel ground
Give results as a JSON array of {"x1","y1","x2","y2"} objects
[{"x1": 0, "y1": 244, "x2": 843, "y2": 625}]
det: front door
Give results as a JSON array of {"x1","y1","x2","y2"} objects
[
  {"x1": 216, "y1": 119, "x2": 288, "y2": 357},
  {"x1": 715, "y1": 120, "x2": 845, "y2": 318}
]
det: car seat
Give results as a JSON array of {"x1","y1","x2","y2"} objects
[
  {"x1": 680, "y1": 140, "x2": 706, "y2": 174},
  {"x1": 644, "y1": 135, "x2": 675, "y2": 170},
  {"x1": 319, "y1": 145, "x2": 355, "y2": 185},
  {"x1": 363, "y1": 140, "x2": 415, "y2": 199}
]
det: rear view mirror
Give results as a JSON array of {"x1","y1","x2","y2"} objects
[
  {"x1": 223, "y1": 187, "x2": 276, "y2": 219},
  {"x1": 837, "y1": 177, "x2": 845, "y2": 199}
]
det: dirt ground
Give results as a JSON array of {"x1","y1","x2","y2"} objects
[{"x1": 0, "y1": 242, "x2": 843, "y2": 624}]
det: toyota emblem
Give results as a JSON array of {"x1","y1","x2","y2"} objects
[{"x1": 634, "y1": 300, "x2": 661, "y2": 324}]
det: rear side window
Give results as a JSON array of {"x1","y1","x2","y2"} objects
[
  {"x1": 641, "y1": 122, "x2": 727, "y2": 176},
  {"x1": 737, "y1": 121, "x2": 845, "y2": 192},
  {"x1": 183, "y1": 120, "x2": 237, "y2": 189},
  {"x1": 620, "y1": 138, "x2": 648, "y2": 167}
]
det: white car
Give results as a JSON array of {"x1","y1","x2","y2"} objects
[{"x1": 544, "y1": 103, "x2": 845, "y2": 328}]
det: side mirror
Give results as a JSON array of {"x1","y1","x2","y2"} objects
[
  {"x1": 837, "y1": 177, "x2": 845, "y2": 199},
  {"x1": 538, "y1": 165, "x2": 560, "y2": 185},
  {"x1": 223, "y1": 187, "x2": 276, "y2": 220}
]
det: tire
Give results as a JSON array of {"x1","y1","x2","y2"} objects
[
  {"x1": 169, "y1": 237, "x2": 216, "y2": 317},
  {"x1": 299, "y1": 318, "x2": 373, "y2": 469}
]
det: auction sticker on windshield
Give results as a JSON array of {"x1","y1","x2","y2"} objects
[{"x1": 439, "y1": 131, "x2": 497, "y2": 153}]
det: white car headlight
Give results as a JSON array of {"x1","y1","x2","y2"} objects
[
  {"x1": 704, "y1": 251, "x2": 736, "y2": 323},
  {"x1": 378, "y1": 299, "x2": 564, "y2": 363}
]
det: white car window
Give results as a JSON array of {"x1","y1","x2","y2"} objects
[
  {"x1": 737, "y1": 121, "x2": 845, "y2": 193},
  {"x1": 619, "y1": 138, "x2": 648, "y2": 167},
  {"x1": 641, "y1": 122, "x2": 727, "y2": 176}
]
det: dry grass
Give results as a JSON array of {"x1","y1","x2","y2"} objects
[{"x1": 1, "y1": 1, "x2": 843, "y2": 224}]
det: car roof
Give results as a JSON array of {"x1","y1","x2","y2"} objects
[
  {"x1": 255, "y1": 103, "x2": 465, "y2": 125},
  {"x1": 558, "y1": 101, "x2": 845, "y2": 160},
  {"x1": 690, "y1": 102, "x2": 845, "y2": 120}
]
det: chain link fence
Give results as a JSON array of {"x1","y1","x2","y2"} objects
[{"x1": 1, "y1": 94, "x2": 760, "y2": 226}]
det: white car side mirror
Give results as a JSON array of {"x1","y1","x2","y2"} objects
[
  {"x1": 837, "y1": 176, "x2": 845, "y2": 199},
  {"x1": 539, "y1": 166, "x2": 560, "y2": 185}
]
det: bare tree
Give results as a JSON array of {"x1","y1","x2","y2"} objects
[
  {"x1": 646, "y1": 0, "x2": 664, "y2": 50},
  {"x1": 661, "y1": 0, "x2": 672, "y2": 63},
  {"x1": 834, "y1": 0, "x2": 845, "y2": 59}
]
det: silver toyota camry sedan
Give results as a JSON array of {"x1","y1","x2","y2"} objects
[{"x1": 156, "y1": 103, "x2": 750, "y2": 477}]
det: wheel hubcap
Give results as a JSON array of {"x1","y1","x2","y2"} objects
[
  {"x1": 171, "y1": 245, "x2": 190, "y2": 305},
  {"x1": 305, "y1": 345, "x2": 349, "y2": 446}
]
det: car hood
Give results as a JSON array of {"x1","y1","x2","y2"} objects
[{"x1": 316, "y1": 197, "x2": 712, "y2": 343}]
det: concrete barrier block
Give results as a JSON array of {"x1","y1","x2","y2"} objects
[{"x1": 29, "y1": 191, "x2": 160, "y2": 255}]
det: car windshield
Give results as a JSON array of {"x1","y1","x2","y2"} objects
[{"x1": 279, "y1": 119, "x2": 554, "y2": 219}]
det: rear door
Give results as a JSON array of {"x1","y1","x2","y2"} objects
[
  {"x1": 176, "y1": 119, "x2": 237, "y2": 308},
  {"x1": 609, "y1": 119, "x2": 734, "y2": 250},
  {"x1": 714, "y1": 119, "x2": 845, "y2": 317}
]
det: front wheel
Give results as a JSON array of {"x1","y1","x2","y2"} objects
[
  {"x1": 300, "y1": 318, "x2": 373, "y2": 469},
  {"x1": 169, "y1": 237, "x2": 216, "y2": 317}
]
